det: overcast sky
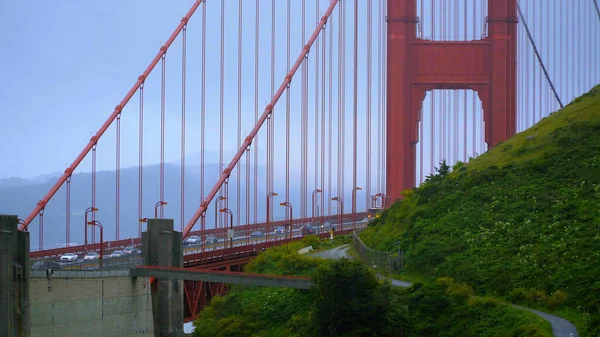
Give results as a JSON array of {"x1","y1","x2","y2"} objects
[{"x1": 1, "y1": 0, "x2": 598, "y2": 184}]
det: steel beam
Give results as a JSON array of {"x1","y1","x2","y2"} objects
[{"x1": 132, "y1": 266, "x2": 312, "y2": 290}]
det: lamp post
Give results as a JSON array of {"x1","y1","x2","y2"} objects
[
  {"x1": 154, "y1": 201, "x2": 167, "y2": 218},
  {"x1": 87, "y1": 220, "x2": 104, "y2": 268},
  {"x1": 220, "y1": 208, "x2": 234, "y2": 248},
  {"x1": 311, "y1": 189, "x2": 322, "y2": 224},
  {"x1": 266, "y1": 192, "x2": 278, "y2": 241},
  {"x1": 331, "y1": 197, "x2": 343, "y2": 232},
  {"x1": 352, "y1": 187, "x2": 362, "y2": 228},
  {"x1": 214, "y1": 196, "x2": 227, "y2": 246},
  {"x1": 200, "y1": 212, "x2": 206, "y2": 252},
  {"x1": 280, "y1": 202, "x2": 293, "y2": 241},
  {"x1": 84, "y1": 207, "x2": 98, "y2": 246}
]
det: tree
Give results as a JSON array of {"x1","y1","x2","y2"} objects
[{"x1": 311, "y1": 259, "x2": 391, "y2": 337}]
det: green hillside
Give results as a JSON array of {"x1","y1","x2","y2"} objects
[{"x1": 361, "y1": 85, "x2": 600, "y2": 335}]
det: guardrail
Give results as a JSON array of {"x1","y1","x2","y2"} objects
[
  {"x1": 30, "y1": 212, "x2": 368, "y2": 259},
  {"x1": 352, "y1": 229, "x2": 403, "y2": 273}
]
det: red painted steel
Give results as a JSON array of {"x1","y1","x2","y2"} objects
[
  {"x1": 19, "y1": 0, "x2": 205, "y2": 231},
  {"x1": 29, "y1": 213, "x2": 366, "y2": 258},
  {"x1": 386, "y1": 0, "x2": 517, "y2": 203},
  {"x1": 181, "y1": 0, "x2": 341, "y2": 241}
]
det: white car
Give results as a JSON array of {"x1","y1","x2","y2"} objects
[
  {"x1": 60, "y1": 253, "x2": 78, "y2": 262},
  {"x1": 109, "y1": 250, "x2": 124, "y2": 258},
  {"x1": 83, "y1": 252, "x2": 100, "y2": 260},
  {"x1": 186, "y1": 236, "x2": 201, "y2": 244}
]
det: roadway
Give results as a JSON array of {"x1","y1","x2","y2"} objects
[
  {"x1": 311, "y1": 245, "x2": 578, "y2": 337},
  {"x1": 39, "y1": 219, "x2": 368, "y2": 271}
]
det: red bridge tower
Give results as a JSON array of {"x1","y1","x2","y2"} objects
[{"x1": 386, "y1": 0, "x2": 517, "y2": 203}]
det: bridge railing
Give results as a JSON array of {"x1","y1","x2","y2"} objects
[
  {"x1": 352, "y1": 229, "x2": 403, "y2": 273},
  {"x1": 30, "y1": 212, "x2": 368, "y2": 259}
]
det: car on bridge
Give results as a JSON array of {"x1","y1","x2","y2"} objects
[
  {"x1": 205, "y1": 235, "x2": 218, "y2": 244},
  {"x1": 250, "y1": 231, "x2": 263, "y2": 237},
  {"x1": 108, "y1": 250, "x2": 124, "y2": 258},
  {"x1": 84, "y1": 252, "x2": 100, "y2": 260},
  {"x1": 273, "y1": 226, "x2": 285, "y2": 234},
  {"x1": 185, "y1": 235, "x2": 201, "y2": 245},
  {"x1": 60, "y1": 253, "x2": 78, "y2": 262},
  {"x1": 123, "y1": 246, "x2": 137, "y2": 255}
]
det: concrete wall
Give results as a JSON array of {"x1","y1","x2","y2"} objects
[{"x1": 29, "y1": 270, "x2": 153, "y2": 337}]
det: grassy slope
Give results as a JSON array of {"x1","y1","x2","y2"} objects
[
  {"x1": 361, "y1": 85, "x2": 600, "y2": 335},
  {"x1": 192, "y1": 236, "x2": 553, "y2": 337}
]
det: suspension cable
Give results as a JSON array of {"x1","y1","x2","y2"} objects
[{"x1": 517, "y1": 1, "x2": 563, "y2": 108}]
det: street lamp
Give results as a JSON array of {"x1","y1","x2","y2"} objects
[
  {"x1": 352, "y1": 187, "x2": 362, "y2": 229},
  {"x1": 220, "y1": 208, "x2": 234, "y2": 248},
  {"x1": 280, "y1": 202, "x2": 293, "y2": 240},
  {"x1": 200, "y1": 212, "x2": 206, "y2": 252},
  {"x1": 84, "y1": 207, "x2": 98, "y2": 246},
  {"x1": 154, "y1": 201, "x2": 167, "y2": 218},
  {"x1": 266, "y1": 192, "x2": 278, "y2": 242},
  {"x1": 311, "y1": 189, "x2": 322, "y2": 223},
  {"x1": 331, "y1": 197, "x2": 343, "y2": 232},
  {"x1": 215, "y1": 196, "x2": 227, "y2": 245},
  {"x1": 87, "y1": 220, "x2": 104, "y2": 268}
]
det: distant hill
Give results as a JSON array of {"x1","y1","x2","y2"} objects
[{"x1": 360, "y1": 84, "x2": 600, "y2": 336}]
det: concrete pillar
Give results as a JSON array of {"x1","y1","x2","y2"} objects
[
  {"x1": 141, "y1": 219, "x2": 183, "y2": 337},
  {"x1": 0, "y1": 215, "x2": 30, "y2": 337}
]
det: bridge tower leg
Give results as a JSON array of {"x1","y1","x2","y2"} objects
[
  {"x1": 141, "y1": 219, "x2": 184, "y2": 337},
  {"x1": 0, "y1": 215, "x2": 30, "y2": 337},
  {"x1": 386, "y1": 0, "x2": 517, "y2": 203}
]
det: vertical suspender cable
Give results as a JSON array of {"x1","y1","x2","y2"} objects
[
  {"x1": 201, "y1": 2, "x2": 206, "y2": 206},
  {"x1": 286, "y1": 0, "x2": 291, "y2": 213},
  {"x1": 418, "y1": 0, "x2": 423, "y2": 184},
  {"x1": 328, "y1": 11, "x2": 333, "y2": 216},
  {"x1": 237, "y1": 0, "x2": 242, "y2": 227},
  {"x1": 382, "y1": 0, "x2": 387, "y2": 200},
  {"x1": 463, "y1": 0, "x2": 467, "y2": 160},
  {"x1": 577, "y1": 0, "x2": 582, "y2": 96},
  {"x1": 453, "y1": 0, "x2": 458, "y2": 163},
  {"x1": 315, "y1": 0, "x2": 320, "y2": 205},
  {"x1": 442, "y1": 0, "x2": 446, "y2": 161},
  {"x1": 352, "y1": 0, "x2": 358, "y2": 215},
  {"x1": 116, "y1": 114, "x2": 121, "y2": 238},
  {"x1": 255, "y1": 0, "x2": 261, "y2": 226},
  {"x1": 337, "y1": 2, "x2": 342, "y2": 210},
  {"x1": 472, "y1": 0, "x2": 477, "y2": 154},
  {"x1": 321, "y1": 1, "x2": 326, "y2": 223},
  {"x1": 302, "y1": 0, "x2": 307, "y2": 219},
  {"x1": 66, "y1": 177, "x2": 71, "y2": 246},
  {"x1": 431, "y1": 0, "x2": 436, "y2": 171},
  {"x1": 200, "y1": 2, "x2": 206, "y2": 245},
  {"x1": 269, "y1": 0, "x2": 275, "y2": 222},
  {"x1": 91, "y1": 145, "x2": 97, "y2": 243},
  {"x1": 160, "y1": 55, "x2": 166, "y2": 218},
  {"x1": 341, "y1": 0, "x2": 346, "y2": 210},
  {"x1": 367, "y1": 0, "x2": 372, "y2": 198},
  {"x1": 138, "y1": 84, "x2": 144, "y2": 237},
  {"x1": 246, "y1": 147, "x2": 250, "y2": 244},
  {"x1": 377, "y1": 0, "x2": 382, "y2": 192},
  {"x1": 181, "y1": 25, "x2": 187, "y2": 232},
  {"x1": 219, "y1": 0, "x2": 225, "y2": 230}
]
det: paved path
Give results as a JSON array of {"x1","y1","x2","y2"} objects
[{"x1": 310, "y1": 245, "x2": 578, "y2": 337}]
